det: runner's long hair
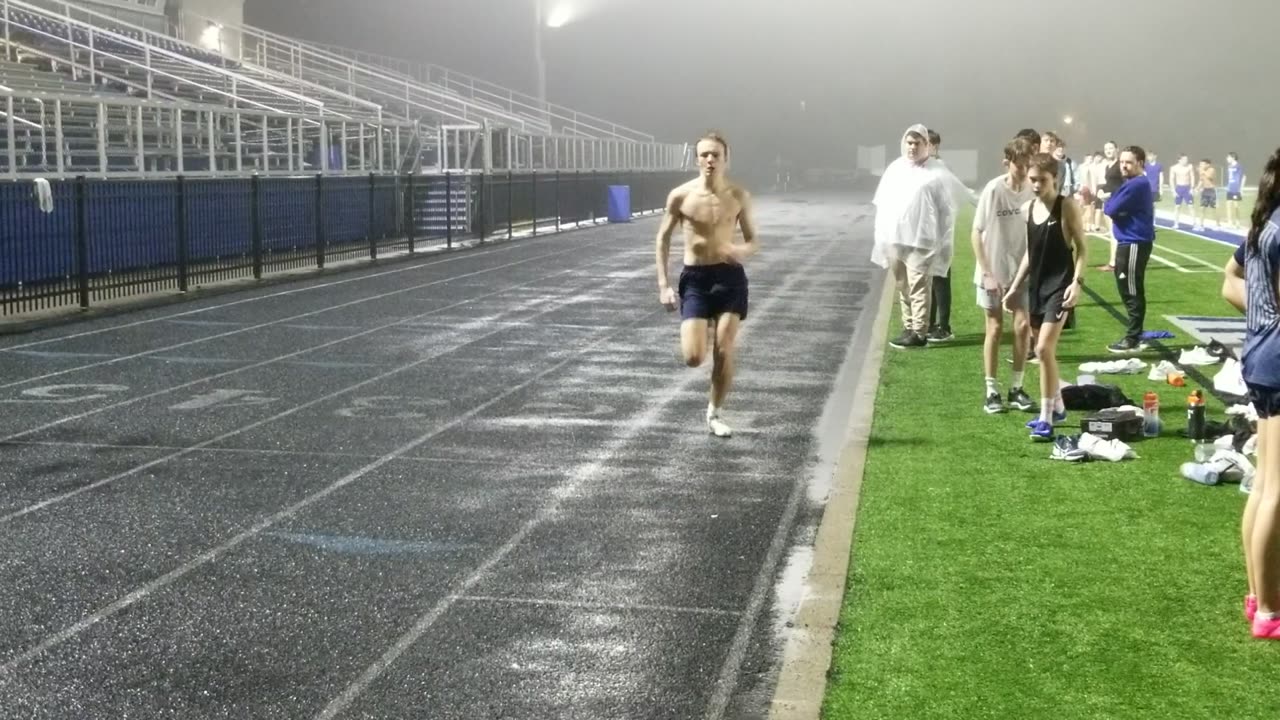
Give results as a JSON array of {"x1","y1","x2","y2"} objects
[{"x1": 1248, "y1": 148, "x2": 1280, "y2": 254}]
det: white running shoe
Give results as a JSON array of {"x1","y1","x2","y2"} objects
[
  {"x1": 1148, "y1": 360, "x2": 1181, "y2": 382},
  {"x1": 1179, "y1": 346, "x2": 1220, "y2": 366},
  {"x1": 707, "y1": 408, "x2": 732, "y2": 438}
]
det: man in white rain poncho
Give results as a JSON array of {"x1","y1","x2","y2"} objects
[{"x1": 872, "y1": 124, "x2": 958, "y2": 349}]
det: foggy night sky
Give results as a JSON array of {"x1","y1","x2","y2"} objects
[{"x1": 248, "y1": 0, "x2": 1270, "y2": 179}]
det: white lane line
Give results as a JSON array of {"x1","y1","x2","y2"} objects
[
  {"x1": 0, "y1": 439, "x2": 794, "y2": 480},
  {"x1": 451, "y1": 595, "x2": 743, "y2": 618}
]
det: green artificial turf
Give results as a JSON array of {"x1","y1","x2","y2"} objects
[{"x1": 821, "y1": 206, "x2": 1280, "y2": 719}]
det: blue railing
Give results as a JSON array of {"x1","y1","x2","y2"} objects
[{"x1": 0, "y1": 169, "x2": 685, "y2": 317}]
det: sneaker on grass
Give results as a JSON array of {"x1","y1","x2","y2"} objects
[
  {"x1": 890, "y1": 331, "x2": 927, "y2": 349},
  {"x1": 984, "y1": 393, "x2": 1005, "y2": 415}
]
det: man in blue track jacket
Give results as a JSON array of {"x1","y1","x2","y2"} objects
[{"x1": 1103, "y1": 145, "x2": 1156, "y2": 353}]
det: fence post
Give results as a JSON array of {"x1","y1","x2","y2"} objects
[
  {"x1": 315, "y1": 174, "x2": 325, "y2": 269},
  {"x1": 506, "y1": 169, "x2": 513, "y2": 240},
  {"x1": 531, "y1": 170, "x2": 537, "y2": 237},
  {"x1": 477, "y1": 172, "x2": 486, "y2": 243},
  {"x1": 368, "y1": 171, "x2": 377, "y2": 260},
  {"x1": 74, "y1": 175, "x2": 89, "y2": 309},
  {"x1": 407, "y1": 172, "x2": 416, "y2": 254},
  {"x1": 176, "y1": 175, "x2": 188, "y2": 292},
  {"x1": 554, "y1": 169, "x2": 560, "y2": 233},
  {"x1": 250, "y1": 174, "x2": 263, "y2": 280},
  {"x1": 444, "y1": 172, "x2": 455, "y2": 249}
]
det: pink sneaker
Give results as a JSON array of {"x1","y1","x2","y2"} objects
[
  {"x1": 1251, "y1": 615, "x2": 1280, "y2": 640},
  {"x1": 1246, "y1": 595, "x2": 1258, "y2": 622}
]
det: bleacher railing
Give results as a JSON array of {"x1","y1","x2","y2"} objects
[
  {"x1": 4, "y1": 0, "x2": 328, "y2": 116},
  {"x1": 182, "y1": 11, "x2": 655, "y2": 144},
  {"x1": 0, "y1": 169, "x2": 688, "y2": 318},
  {"x1": 0, "y1": 85, "x2": 415, "y2": 178}
]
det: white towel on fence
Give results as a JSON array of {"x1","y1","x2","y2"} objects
[{"x1": 33, "y1": 178, "x2": 53, "y2": 213}]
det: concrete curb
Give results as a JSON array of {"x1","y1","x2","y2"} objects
[{"x1": 767, "y1": 274, "x2": 895, "y2": 719}]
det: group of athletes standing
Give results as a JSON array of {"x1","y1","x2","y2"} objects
[{"x1": 649, "y1": 125, "x2": 1280, "y2": 641}]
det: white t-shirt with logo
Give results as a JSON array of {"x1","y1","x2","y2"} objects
[{"x1": 972, "y1": 174, "x2": 1035, "y2": 288}]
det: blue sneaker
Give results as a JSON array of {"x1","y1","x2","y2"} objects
[
  {"x1": 1030, "y1": 411, "x2": 1068, "y2": 429},
  {"x1": 1027, "y1": 420, "x2": 1054, "y2": 441}
]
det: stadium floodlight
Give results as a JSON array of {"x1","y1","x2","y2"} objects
[
  {"x1": 1063, "y1": 115, "x2": 1074, "y2": 125},
  {"x1": 545, "y1": 3, "x2": 574, "y2": 28},
  {"x1": 199, "y1": 21, "x2": 222, "y2": 53}
]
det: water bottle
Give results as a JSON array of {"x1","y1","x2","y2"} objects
[
  {"x1": 1186, "y1": 390, "x2": 1206, "y2": 439},
  {"x1": 1188, "y1": 390, "x2": 1208, "y2": 459},
  {"x1": 1143, "y1": 391, "x2": 1161, "y2": 438}
]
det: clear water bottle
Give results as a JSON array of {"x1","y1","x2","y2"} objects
[{"x1": 1143, "y1": 391, "x2": 1161, "y2": 438}]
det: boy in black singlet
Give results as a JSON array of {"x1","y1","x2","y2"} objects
[{"x1": 1004, "y1": 152, "x2": 1088, "y2": 441}]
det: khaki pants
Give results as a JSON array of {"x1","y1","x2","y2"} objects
[{"x1": 891, "y1": 259, "x2": 932, "y2": 335}]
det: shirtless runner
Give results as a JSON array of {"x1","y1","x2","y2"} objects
[
  {"x1": 655, "y1": 131, "x2": 759, "y2": 438},
  {"x1": 1170, "y1": 154, "x2": 1197, "y2": 228}
]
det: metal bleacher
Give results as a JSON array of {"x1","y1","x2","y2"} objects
[
  {"x1": 0, "y1": 0, "x2": 686, "y2": 179},
  {"x1": 186, "y1": 11, "x2": 678, "y2": 175}
]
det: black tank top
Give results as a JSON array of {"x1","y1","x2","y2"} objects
[
  {"x1": 1104, "y1": 160, "x2": 1124, "y2": 194},
  {"x1": 1025, "y1": 195, "x2": 1075, "y2": 305}
]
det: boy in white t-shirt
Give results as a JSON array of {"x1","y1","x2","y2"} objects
[{"x1": 973, "y1": 137, "x2": 1037, "y2": 414}]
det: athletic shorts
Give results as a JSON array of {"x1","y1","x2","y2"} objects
[
  {"x1": 1247, "y1": 382, "x2": 1280, "y2": 419},
  {"x1": 1030, "y1": 289, "x2": 1070, "y2": 329},
  {"x1": 976, "y1": 283, "x2": 1027, "y2": 312},
  {"x1": 1175, "y1": 185, "x2": 1194, "y2": 206},
  {"x1": 1228, "y1": 190, "x2": 1244, "y2": 202},
  {"x1": 679, "y1": 262, "x2": 748, "y2": 321},
  {"x1": 1201, "y1": 189, "x2": 1218, "y2": 208}
]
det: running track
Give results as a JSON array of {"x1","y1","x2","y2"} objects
[{"x1": 0, "y1": 194, "x2": 879, "y2": 719}]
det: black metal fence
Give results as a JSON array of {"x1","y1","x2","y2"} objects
[{"x1": 0, "y1": 170, "x2": 686, "y2": 317}]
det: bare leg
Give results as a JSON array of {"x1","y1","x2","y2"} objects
[
  {"x1": 983, "y1": 308, "x2": 1003, "y2": 381},
  {"x1": 1011, "y1": 307, "x2": 1030, "y2": 377},
  {"x1": 1252, "y1": 417, "x2": 1280, "y2": 615},
  {"x1": 708, "y1": 312, "x2": 741, "y2": 437},
  {"x1": 1246, "y1": 428, "x2": 1268, "y2": 607},
  {"x1": 1035, "y1": 317, "x2": 1066, "y2": 422},
  {"x1": 680, "y1": 318, "x2": 709, "y2": 367}
]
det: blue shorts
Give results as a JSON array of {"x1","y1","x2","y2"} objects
[
  {"x1": 1175, "y1": 185, "x2": 1194, "y2": 206},
  {"x1": 679, "y1": 262, "x2": 748, "y2": 321},
  {"x1": 1228, "y1": 190, "x2": 1244, "y2": 202},
  {"x1": 1247, "y1": 382, "x2": 1280, "y2": 419}
]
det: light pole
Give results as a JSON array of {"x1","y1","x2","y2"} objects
[{"x1": 534, "y1": 0, "x2": 547, "y2": 124}]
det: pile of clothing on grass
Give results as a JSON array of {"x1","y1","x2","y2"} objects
[{"x1": 1050, "y1": 339, "x2": 1258, "y2": 493}]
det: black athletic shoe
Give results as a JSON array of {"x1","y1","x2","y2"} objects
[
  {"x1": 1107, "y1": 338, "x2": 1148, "y2": 354},
  {"x1": 1207, "y1": 339, "x2": 1236, "y2": 361},
  {"x1": 889, "y1": 330, "x2": 914, "y2": 349},
  {"x1": 984, "y1": 393, "x2": 1005, "y2": 414},
  {"x1": 892, "y1": 332, "x2": 927, "y2": 349},
  {"x1": 1008, "y1": 387, "x2": 1036, "y2": 412},
  {"x1": 927, "y1": 327, "x2": 955, "y2": 343}
]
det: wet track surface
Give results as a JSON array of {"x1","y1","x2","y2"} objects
[{"x1": 0, "y1": 194, "x2": 880, "y2": 719}]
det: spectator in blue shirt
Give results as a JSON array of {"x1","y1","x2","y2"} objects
[{"x1": 1103, "y1": 145, "x2": 1156, "y2": 353}]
